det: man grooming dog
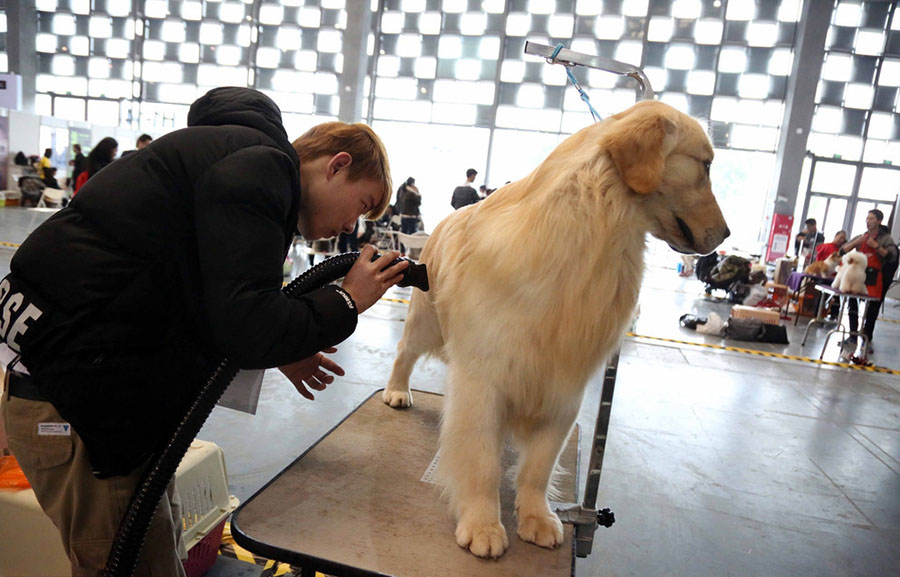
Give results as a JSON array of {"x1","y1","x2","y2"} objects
[
  {"x1": 384, "y1": 100, "x2": 729, "y2": 558},
  {"x1": 1, "y1": 87, "x2": 406, "y2": 577}
]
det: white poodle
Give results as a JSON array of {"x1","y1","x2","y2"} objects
[{"x1": 831, "y1": 249, "x2": 868, "y2": 294}]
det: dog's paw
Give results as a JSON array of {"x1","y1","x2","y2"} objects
[
  {"x1": 382, "y1": 389, "x2": 413, "y2": 408},
  {"x1": 517, "y1": 513, "x2": 564, "y2": 549},
  {"x1": 456, "y1": 520, "x2": 509, "y2": 558}
]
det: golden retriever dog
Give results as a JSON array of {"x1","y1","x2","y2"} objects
[
  {"x1": 804, "y1": 251, "x2": 841, "y2": 277},
  {"x1": 383, "y1": 100, "x2": 729, "y2": 558}
]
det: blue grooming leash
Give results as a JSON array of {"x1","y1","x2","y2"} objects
[{"x1": 550, "y1": 43, "x2": 602, "y2": 123}]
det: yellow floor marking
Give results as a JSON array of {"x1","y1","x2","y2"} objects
[
  {"x1": 371, "y1": 298, "x2": 897, "y2": 374},
  {"x1": 380, "y1": 297, "x2": 411, "y2": 304},
  {"x1": 626, "y1": 332, "x2": 899, "y2": 375}
]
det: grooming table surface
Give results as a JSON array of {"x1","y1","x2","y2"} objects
[{"x1": 232, "y1": 390, "x2": 578, "y2": 577}]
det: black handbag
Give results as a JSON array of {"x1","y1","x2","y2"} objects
[
  {"x1": 724, "y1": 317, "x2": 764, "y2": 341},
  {"x1": 760, "y1": 323, "x2": 790, "y2": 344},
  {"x1": 679, "y1": 314, "x2": 708, "y2": 330},
  {"x1": 724, "y1": 317, "x2": 790, "y2": 344}
]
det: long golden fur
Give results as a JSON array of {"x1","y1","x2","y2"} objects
[{"x1": 384, "y1": 101, "x2": 729, "y2": 558}]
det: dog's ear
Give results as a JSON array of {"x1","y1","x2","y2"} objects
[{"x1": 604, "y1": 106, "x2": 678, "y2": 194}]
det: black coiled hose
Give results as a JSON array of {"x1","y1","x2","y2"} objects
[{"x1": 104, "y1": 251, "x2": 427, "y2": 577}]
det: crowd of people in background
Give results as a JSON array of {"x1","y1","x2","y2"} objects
[
  {"x1": 27, "y1": 144, "x2": 504, "y2": 230},
  {"x1": 20, "y1": 133, "x2": 156, "y2": 201},
  {"x1": 305, "y1": 165, "x2": 501, "y2": 261},
  {"x1": 23, "y1": 143, "x2": 502, "y2": 265}
]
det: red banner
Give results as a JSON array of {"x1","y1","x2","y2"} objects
[{"x1": 766, "y1": 213, "x2": 793, "y2": 262}]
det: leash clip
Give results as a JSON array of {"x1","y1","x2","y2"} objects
[
  {"x1": 546, "y1": 43, "x2": 567, "y2": 66},
  {"x1": 547, "y1": 43, "x2": 602, "y2": 123}
]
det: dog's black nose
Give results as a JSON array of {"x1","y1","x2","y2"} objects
[{"x1": 724, "y1": 226, "x2": 731, "y2": 239}]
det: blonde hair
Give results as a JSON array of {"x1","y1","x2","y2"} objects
[{"x1": 292, "y1": 122, "x2": 392, "y2": 219}]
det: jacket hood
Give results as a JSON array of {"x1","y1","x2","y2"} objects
[{"x1": 187, "y1": 87, "x2": 298, "y2": 169}]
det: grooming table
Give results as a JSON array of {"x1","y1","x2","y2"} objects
[
  {"x1": 232, "y1": 43, "x2": 644, "y2": 577},
  {"x1": 785, "y1": 272, "x2": 833, "y2": 324},
  {"x1": 231, "y1": 390, "x2": 579, "y2": 577},
  {"x1": 800, "y1": 284, "x2": 881, "y2": 358}
]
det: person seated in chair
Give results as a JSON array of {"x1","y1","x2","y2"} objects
[{"x1": 41, "y1": 166, "x2": 62, "y2": 189}]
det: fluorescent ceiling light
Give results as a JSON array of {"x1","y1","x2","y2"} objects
[
  {"x1": 647, "y1": 17, "x2": 674, "y2": 42},
  {"x1": 694, "y1": 19, "x2": 723, "y2": 44}
]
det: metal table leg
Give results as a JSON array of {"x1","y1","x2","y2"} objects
[
  {"x1": 554, "y1": 350, "x2": 620, "y2": 559},
  {"x1": 820, "y1": 295, "x2": 849, "y2": 359},
  {"x1": 801, "y1": 287, "x2": 829, "y2": 346}
]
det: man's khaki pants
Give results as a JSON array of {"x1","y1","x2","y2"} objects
[{"x1": 1, "y1": 377, "x2": 185, "y2": 577}]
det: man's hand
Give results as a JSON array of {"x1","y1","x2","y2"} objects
[
  {"x1": 866, "y1": 237, "x2": 879, "y2": 249},
  {"x1": 278, "y1": 347, "x2": 345, "y2": 400},
  {"x1": 340, "y1": 244, "x2": 409, "y2": 314}
]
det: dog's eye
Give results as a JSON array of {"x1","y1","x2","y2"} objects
[{"x1": 703, "y1": 161, "x2": 711, "y2": 176}]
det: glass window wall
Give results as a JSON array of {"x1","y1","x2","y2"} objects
[{"x1": 0, "y1": 1, "x2": 893, "y2": 250}]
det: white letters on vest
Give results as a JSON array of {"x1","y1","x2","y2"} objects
[{"x1": 0, "y1": 279, "x2": 44, "y2": 352}]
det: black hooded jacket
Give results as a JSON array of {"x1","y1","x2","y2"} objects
[{"x1": 2, "y1": 87, "x2": 357, "y2": 476}]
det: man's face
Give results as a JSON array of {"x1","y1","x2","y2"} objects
[
  {"x1": 866, "y1": 213, "x2": 880, "y2": 231},
  {"x1": 834, "y1": 232, "x2": 847, "y2": 246},
  {"x1": 806, "y1": 223, "x2": 817, "y2": 235},
  {"x1": 298, "y1": 155, "x2": 382, "y2": 240}
]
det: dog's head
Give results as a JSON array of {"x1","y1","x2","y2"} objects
[
  {"x1": 843, "y1": 249, "x2": 867, "y2": 268},
  {"x1": 602, "y1": 101, "x2": 729, "y2": 254}
]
